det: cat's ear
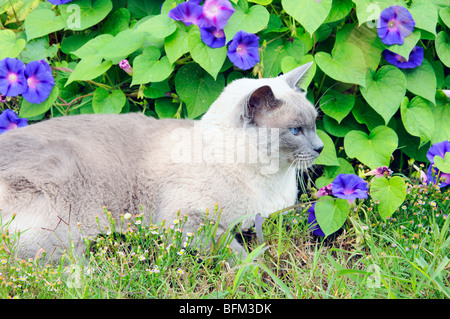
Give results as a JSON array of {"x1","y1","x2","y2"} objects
[
  {"x1": 245, "y1": 85, "x2": 280, "y2": 123},
  {"x1": 282, "y1": 62, "x2": 313, "y2": 89}
]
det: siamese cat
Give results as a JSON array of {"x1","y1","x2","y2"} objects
[{"x1": 0, "y1": 63, "x2": 323, "y2": 261}]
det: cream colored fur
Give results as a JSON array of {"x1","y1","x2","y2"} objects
[{"x1": 0, "y1": 63, "x2": 323, "y2": 261}]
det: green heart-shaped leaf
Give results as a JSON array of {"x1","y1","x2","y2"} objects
[
  {"x1": 60, "y1": 0, "x2": 113, "y2": 31},
  {"x1": 134, "y1": 13, "x2": 177, "y2": 39},
  {"x1": 282, "y1": 0, "x2": 332, "y2": 35},
  {"x1": 319, "y1": 90, "x2": 355, "y2": 124},
  {"x1": 401, "y1": 58, "x2": 436, "y2": 105},
  {"x1": 435, "y1": 31, "x2": 450, "y2": 68},
  {"x1": 360, "y1": 65, "x2": 406, "y2": 125},
  {"x1": 25, "y1": 8, "x2": 65, "y2": 41},
  {"x1": 19, "y1": 86, "x2": 59, "y2": 118},
  {"x1": 155, "y1": 98, "x2": 179, "y2": 119},
  {"x1": 188, "y1": 27, "x2": 227, "y2": 80},
  {"x1": 164, "y1": 24, "x2": 190, "y2": 65},
  {"x1": 315, "y1": 196, "x2": 350, "y2": 237},
  {"x1": 224, "y1": 3, "x2": 269, "y2": 42},
  {"x1": 66, "y1": 56, "x2": 113, "y2": 85},
  {"x1": 175, "y1": 63, "x2": 225, "y2": 119},
  {"x1": 344, "y1": 126, "x2": 398, "y2": 169},
  {"x1": 431, "y1": 91, "x2": 450, "y2": 145},
  {"x1": 370, "y1": 176, "x2": 406, "y2": 220},
  {"x1": 20, "y1": 38, "x2": 58, "y2": 64},
  {"x1": 315, "y1": 43, "x2": 366, "y2": 87},
  {"x1": 314, "y1": 129, "x2": 339, "y2": 166},
  {"x1": 0, "y1": 30, "x2": 26, "y2": 59},
  {"x1": 128, "y1": 0, "x2": 164, "y2": 18},
  {"x1": 400, "y1": 96, "x2": 435, "y2": 146},
  {"x1": 92, "y1": 87, "x2": 126, "y2": 114},
  {"x1": 98, "y1": 29, "x2": 145, "y2": 61},
  {"x1": 323, "y1": 114, "x2": 365, "y2": 138},
  {"x1": 325, "y1": 0, "x2": 353, "y2": 23},
  {"x1": 71, "y1": 34, "x2": 114, "y2": 59},
  {"x1": 99, "y1": 8, "x2": 130, "y2": 36},
  {"x1": 409, "y1": 0, "x2": 438, "y2": 36},
  {"x1": 131, "y1": 47, "x2": 174, "y2": 86},
  {"x1": 434, "y1": 153, "x2": 450, "y2": 174},
  {"x1": 352, "y1": 99, "x2": 385, "y2": 131},
  {"x1": 440, "y1": 7, "x2": 450, "y2": 28}
]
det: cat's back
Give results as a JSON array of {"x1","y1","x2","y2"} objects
[
  {"x1": 0, "y1": 113, "x2": 185, "y2": 186},
  {"x1": 0, "y1": 112, "x2": 154, "y2": 141}
]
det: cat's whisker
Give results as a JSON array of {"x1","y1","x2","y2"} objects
[
  {"x1": 279, "y1": 157, "x2": 299, "y2": 192},
  {"x1": 314, "y1": 82, "x2": 339, "y2": 112},
  {"x1": 296, "y1": 159, "x2": 309, "y2": 195}
]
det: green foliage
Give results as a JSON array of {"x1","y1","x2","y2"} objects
[
  {"x1": 4, "y1": 0, "x2": 445, "y2": 130},
  {"x1": 360, "y1": 65, "x2": 406, "y2": 125},
  {"x1": 344, "y1": 126, "x2": 398, "y2": 169},
  {"x1": 369, "y1": 176, "x2": 407, "y2": 220},
  {"x1": 92, "y1": 87, "x2": 126, "y2": 113},
  {"x1": 315, "y1": 196, "x2": 350, "y2": 237}
]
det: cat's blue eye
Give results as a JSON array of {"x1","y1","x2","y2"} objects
[{"x1": 290, "y1": 127, "x2": 302, "y2": 135}]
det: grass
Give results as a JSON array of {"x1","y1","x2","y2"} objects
[{"x1": 0, "y1": 181, "x2": 449, "y2": 299}]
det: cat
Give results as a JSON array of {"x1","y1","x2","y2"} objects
[{"x1": 0, "y1": 63, "x2": 323, "y2": 261}]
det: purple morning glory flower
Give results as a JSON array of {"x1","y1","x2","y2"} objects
[
  {"x1": 168, "y1": 1, "x2": 204, "y2": 27},
  {"x1": 227, "y1": 30, "x2": 260, "y2": 70},
  {"x1": 377, "y1": 5, "x2": 415, "y2": 45},
  {"x1": 0, "y1": 109, "x2": 27, "y2": 135},
  {"x1": 426, "y1": 140, "x2": 450, "y2": 188},
  {"x1": 22, "y1": 60, "x2": 55, "y2": 104},
  {"x1": 0, "y1": 58, "x2": 27, "y2": 97},
  {"x1": 200, "y1": 26, "x2": 226, "y2": 48},
  {"x1": 332, "y1": 174, "x2": 368, "y2": 200},
  {"x1": 307, "y1": 204, "x2": 325, "y2": 237},
  {"x1": 382, "y1": 46, "x2": 423, "y2": 69},
  {"x1": 47, "y1": 0, "x2": 73, "y2": 4},
  {"x1": 202, "y1": 0, "x2": 235, "y2": 30},
  {"x1": 426, "y1": 140, "x2": 450, "y2": 164}
]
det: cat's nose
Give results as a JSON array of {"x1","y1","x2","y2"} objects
[{"x1": 314, "y1": 145, "x2": 324, "y2": 154}]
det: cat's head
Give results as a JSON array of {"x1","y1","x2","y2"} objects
[{"x1": 202, "y1": 63, "x2": 324, "y2": 170}]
